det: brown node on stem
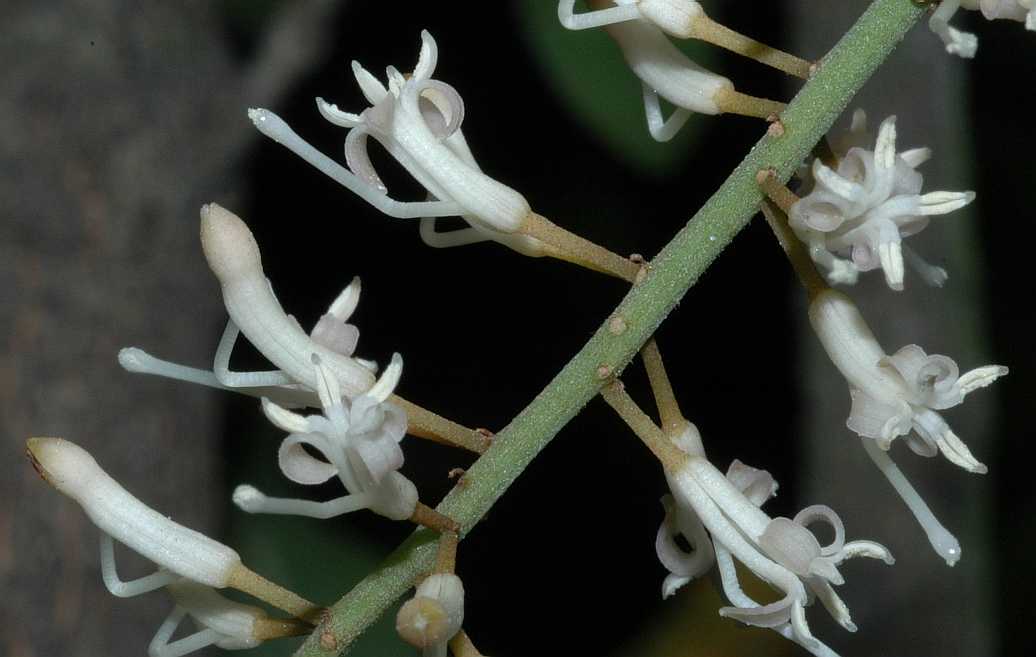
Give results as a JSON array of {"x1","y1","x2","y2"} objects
[
  {"x1": 318, "y1": 629, "x2": 338, "y2": 652},
  {"x1": 608, "y1": 316, "x2": 628, "y2": 335}
]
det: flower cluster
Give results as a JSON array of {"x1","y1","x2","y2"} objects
[
  {"x1": 758, "y1": 107, "x2": 1006, "y2": 569},
  {"x1": 33, "y1": 202, "x2": 474, "y2": 655},
  {"x1": 24, "y1": 9, "x2": 1017, "y2": 657}
]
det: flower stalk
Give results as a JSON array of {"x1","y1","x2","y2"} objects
[{"x1": 757, "y1": 174, "x2": 829, "y2": 299}]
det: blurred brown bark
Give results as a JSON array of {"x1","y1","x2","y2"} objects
[{"x1": 0, "y1": 1, "x2": 337, "y2": 655}]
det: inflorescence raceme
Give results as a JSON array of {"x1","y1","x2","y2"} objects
[{"x1": 26, "y1": 3, "x2": 1026, "y2": 656}]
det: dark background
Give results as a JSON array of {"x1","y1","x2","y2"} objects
[{"x1": 4, "y1": 2, "x2": 1033, "y2": 656}]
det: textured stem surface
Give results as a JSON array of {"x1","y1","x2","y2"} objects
[{"x1": 294, "y1": 2, "x2": 924, "y2": 654}]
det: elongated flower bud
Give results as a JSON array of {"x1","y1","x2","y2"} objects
[
  {"x1": 396, "y1": 573, "x2": 465, "y2": 650},
  {"x1": 27, "y1": 438, "x2": 240, "y2": 587},
  {"x1": 199, "y1": 203, "x2": 376, "y2": 396}
]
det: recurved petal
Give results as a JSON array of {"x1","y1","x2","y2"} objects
[
  {"x1": 846, "y1": 388, "x2": 913, "y2": 443},
  {"x1": 833, "y1": 539, "x2": 895, "y2": 566},
  {"x1": 725, "y1": 459, "x2": 778, "y2": 508},
  {"x1": 719, "y1": 594, "x2": 795, "y2": 629},
  {"x1": 261, "y1": 397, "x2": 311, "y2": 435},
  {"x1": 278, "y1": 433, "x2": 339, "y2": 485},
  {"x1": 662, "y1": 573, "x2": 692, "y2": 599},
  {"x1": 807, "y1": 557, "x2": 844, "y2": 586},
  {"x1": 326, "y1": 277, "x2": 362, "y2": 322},
  {"x1": 655, "y1": 497, "x2": 694, "y2": 577},
  {"x1": 792, "y1": 505, "x2": 845, "y2": 557},
  {"x1": 790, "y1": 189, "x2": 851, "y2": 233},
  {"x1": 812, "y1": 159, "x2": 865, "y2": 203},
  {"x1": 882, "y1": 345, "x2": 962, "y2": 408},
  {"x1": 344, "y1": 127, "x2": 389, "y2": 193},
  {"x1": 917, "y1": 356, "x2": 963, "y2": 408},
  {"x1": 805, "y1": 578, "x2": 857, "y2": 632},
  {"x1": 957, "y1": 364, "x2": 1008, "y2": 396},
  {"x1": 654, "y1": 495, "x2": 714, "y2": 584},
  {"x1": 913, "y1": 409, "x2": 988, "y2": 473},
  {"x1": 310, "y1": 315, "x2": 360, "y2": 357},
  {"x1": 315, "y1": 97, "x2": 364, "y2": 128},
  {"x1": 759, "y1": 517, "x2": 823, "y2": 578},
  {"x1": 880, "y1": 344, "x2": 930, "y2": 381},
  {"x1": 351, "y1": 61, "x2": 388, "y2": 104},
  {"x1": 414, "y1": 80, "x2": 465, "y2": 140},
  {"x1": 413, "y1": 30, "x2": 439, "y2": 81}
]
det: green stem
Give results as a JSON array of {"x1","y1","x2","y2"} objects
[{"x1": 295, "y1": 1, "x2": 924, "y2": 654}]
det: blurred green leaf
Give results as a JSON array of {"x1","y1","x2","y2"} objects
[{"x1": 515, "y1": 1, "x2": 713, "y2": 174}]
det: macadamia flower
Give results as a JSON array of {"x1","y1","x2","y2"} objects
[
  {"x1": 250, "y1": 31, "x2": 548, "y2": 257},
  {"x1": 810, "y1": 289, "x2": 1005, "y2": 471},
  {"x1": 233, "y1": 353, "x2": 420, "y2": 522},
  {"x1": 119, "y1": 204, "x2": 378, "y2": 406},
  {"x1": 27, "y1": 437, "x2": 241, "y2": 587},
  {"x1": 810, "y1": 288, "x2": 1007, "y2": 563},
  {"x1": 660, "y1": 427, "x2": 892, "y2": 657},
  {"x1": 791, "y1": 112, "x2": 974, "y2": 290},
  {"x1": 26, "y1": 437, "x2": 318, "y2": 654},
  {"x1": 557, "y1": 1, "x2": 798, "y2": 139}
]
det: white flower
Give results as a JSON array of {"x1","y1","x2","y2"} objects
[
  {"x1": 929, "y1": 0, "x2": 1035, "y2": 58},
  {"x1": 151, "y1": 580, "x2": 272, "y2": 655},
  {"x1": 660, "y1": 427, "x2": 892, "y2": 657},
  {"x1": 119, "y1": 203, "x2": 377, "y2": 405},
  {"x1": 396, "y1": 573, "x2": 465, "y2": 657},
  {"x1": 557, "y1": 1, "x2": 790, "y2": 140},
  {"x1": 250, "y1": 33, "x2": 640, "y2": 281},
  {"x1": 27, "y1": 437, "x2": 241, "y2": 587},
  {"x1": 810, "y1": 289, "x2": 1006, "y2": 471},
  {"x1": 790, "y1": 112, "x2": 974, "y2": 290},
  {"x1": 233, "y1": 353, "x2": 420, "y2": 522},
  {"x1": 249, "y1": 31, "x2": 547, "y2": 258},
  {"x1": 810, "y1": 288, "x2": 1007, "y2": 563},
  {"x1": 27, "y1": 437, "x2": 321, "y2": 631},
  {"x1": 99, "y1": 534, "x2": 306, "y2": 657},
  {"x1": 559, "y1": 0, "x2": 706, "y2": 38}
]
